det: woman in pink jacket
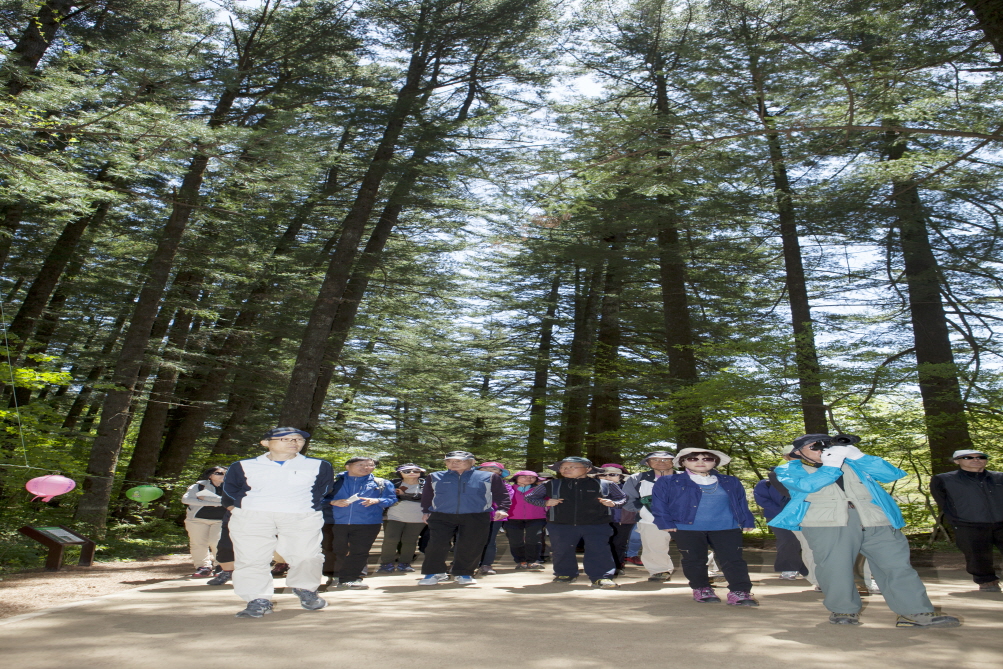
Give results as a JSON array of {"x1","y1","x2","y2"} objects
[{"x1": 506, "y1": 470, "x2": 548, "y2": 569}]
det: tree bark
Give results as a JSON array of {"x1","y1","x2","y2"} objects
[
  {"x1": 586, "y1": 240, "x2": 624, "y2": 465},
  {"x1": 559, "y1": 264, "x2": 603, "y2": 457},
  {"x1": 963, "y1": 0, "x2": 1003, "y2": 59},
  {"x1": 885, "y1": 129, "x2": 974, "y2": 474},
  {"x1": 526, "y1": 276, "x2": 560, "y2": 471},
  {"x1": 5, "y1": 1, "x2": 81, "y2": 96}
]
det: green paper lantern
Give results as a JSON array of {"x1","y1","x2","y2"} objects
[{"x1": 125, "y1": 485, "x2": 164, "y2": 507}]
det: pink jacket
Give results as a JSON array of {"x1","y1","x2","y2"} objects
[{"x1": 507, "y1": 485, "x2": 548, "y2": 520}]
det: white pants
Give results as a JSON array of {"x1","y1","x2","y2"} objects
[
  {"x1": 229, "y1": 508, "x2": 324, "y2": 602},
  {"x1": 637, "y1": 521, "x2": 675, "y2": 574},
  {"x1": 184, "y1": 518, "x2": 222, "y2": 568}
]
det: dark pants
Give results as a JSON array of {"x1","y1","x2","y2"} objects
[
  {"x1": 953, "y1": 522, "x2": 1003, "y2": 584},
  {"x1": 422, "y1": 512, "x2": 492, "y2": 576},
  {"x1": 772, "y1": 526, "x2": 808, "y2": 574},
  {"x1": 506, "y1": 519, "x2": 546, "y2": 563},
  {"x1": 548, "y1": 522, "x2": 615, "y2": 581},
  {"x1": 216, "y1": 511, "x2": 234, "y2": 563},
  {"x1": 609, "y1": 522, "x2": 634, "y2": 570},
  {"x1": 480, "y1": 520, "x2": 504, "y2": 566},
  {"x1": 380, "y1": 520, "x2": 425, "y2": 564},
  {"x1": 322, "y1": 523, "x2": 381, "y2": 581},
  {"x1": 673, "y1": 528, "x2": 752, "y2": 592}
]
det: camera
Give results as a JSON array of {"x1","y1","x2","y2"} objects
[{"x1": 807, "y1": 434, "x2": 861, "y2": 451}]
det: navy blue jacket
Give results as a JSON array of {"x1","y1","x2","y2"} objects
[
  {"x1": 651, "y1": 471, "x2": 756, "y2": 531},
  {"x1": 322, "y1": 473, "x2": 397, "y2": 524},
  {"x1": 752, "y1": 467, "x2": 788, "y2": 520},
  {"x1": 420, "y1": 469, "x2": 511, "y2": 515}
]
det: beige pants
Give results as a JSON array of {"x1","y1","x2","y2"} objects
[
  {"x1": 229, "y1": 508, "x2": 324, "y2": 602},
  {"x1": 637, "y1": 521, "x2": 675, "y2": 574},
  {"x1": 184, "y1": 518, "x2": 222, "y2": 568}
]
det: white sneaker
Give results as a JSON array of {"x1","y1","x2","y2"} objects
[
  {"x1": 867, "y1": 579, "x2": 882, "y2": 594},
  {"x1": 418, "y1": 573, "x2": 450, "y2": 586},
  {"x1": 454, "y1": 575, "x2": 477, "y2": 585},
  {"x1": 780, "y1": 571, "x2": 799, "y2": 580}
]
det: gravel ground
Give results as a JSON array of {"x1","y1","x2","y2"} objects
[{"x1": 0, "y1": 553, "x2": 192, "y2": 619}]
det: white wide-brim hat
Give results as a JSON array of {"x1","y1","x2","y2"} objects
[{"x1": 674, "y1": 448, "x2": 731, "y2": 468}]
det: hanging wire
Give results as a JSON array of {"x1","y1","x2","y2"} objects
[{"x1": 0, "y1": 298, "x2": 30, "y2": 468}]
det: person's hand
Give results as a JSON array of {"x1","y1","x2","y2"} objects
[
  {"x1": 493, "y1": 510, "x2": 509, "y2": 521},
  {"x1": 598, "y1": 497, "x2": 617, "y2": 507},
  {"x1": 395, "y1": 487, "x2": 407, "y2": 495},
  {"x1": 360, "y1": 498, "x2": 380, "y2": 506},
  {"x1": 664, "y1": 528, "x2": 676, "y2": 532},
  {"x1": 545, "y1": 498, "x2": 564, "y2": 507},
  {"x1": 843, "y1": 445, "x2": 865, "y2": 460},
  {"x1": 227, "y1": 506, "x2": 235, "y2": 511},
  {"x1": 330, "y1": 499, "x2": 352, "y2": 507},
  {"x1": 422, "y1": 513, "x2": 430, "y2": 523},
  {"x1": 820, "y1": 445, "x2": 849, "y2": 468}
]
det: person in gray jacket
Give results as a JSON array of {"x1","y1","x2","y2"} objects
[
  {"x1": 182, "y1": 466, "x2": 228, "y2": 577},
  {"x1": 622, "y1": 446, "x2": 676, "y2": 582}
]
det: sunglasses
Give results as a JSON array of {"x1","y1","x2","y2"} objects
[
  {"x1": 399, "y1": 469, "x2": 422, "y2": 473},
  {"x1": 596, "y1": 473, "x2": 620, "y2": 477},
  {"x1": 684, "y1": 457, "x2": 717, "y2": 462},
  {"x1": 957, "y1": 455, "x2": 988, "y2": 460}
]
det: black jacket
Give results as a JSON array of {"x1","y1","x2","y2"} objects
[
  {"x1": 930, "y1": 469, "x2": 1003, "y2": 525},
  {"x1": 525, "y1": 477, "x2": 625, "y2": 525}
]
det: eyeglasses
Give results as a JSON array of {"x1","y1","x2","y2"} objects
[
  {"x1": 270, "y1": 437, "x2": 305, "y2": 443},
  {"x1": 399, "y1": 469, "x2": 422, "y2": 474},
  {"x1": 684, "y1": 457, "x2": 717, "y2": 462},
  {"x1": 211, "y1": 471, "x2": 226, "y2": 475},
  {"x1": 596, "y1": 473, "x2": 620, "y2": 477},
  {"x1": 957, "y1": 455, "x2": 988, "y2": 460}
]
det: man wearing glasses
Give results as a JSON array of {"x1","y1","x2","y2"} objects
[
  {"x1": 931, "y1": 449, "x2": 1003, "y2": 592},
  {"x1": 223, "y1": 427, "x2": 334, "y2": 618}
]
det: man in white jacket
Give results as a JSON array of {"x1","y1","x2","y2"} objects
[
  {"x1": 622, "y1": 447, "x2": 676, "y2": 582},
  {"x1": 223, "y1": 427, "x2": 334, "y2": 618}
]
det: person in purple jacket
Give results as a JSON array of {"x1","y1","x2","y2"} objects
[
  {"x1": 506, "y1": 470, "x2": 548, "y2": 569},
  {"x1": 651, "y1": 448, "x2": 758, "y2": 606}
]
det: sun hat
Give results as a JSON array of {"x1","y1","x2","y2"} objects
[
  {"x1": 673, "y1": 447, "x2": 731, "y2": 468},
  {"x1": 477, "y1": 461, "x2": 511, "y2": 477},
  {"x1": 952, "y1": 449, "x2": 988, "y2": 459},
  {"x1": 444, "y1": 450, "x2": 476, "y2": 460},
  {"x1": 396, "y1": 463, "x2": 427, "y2": 474},
  {"x1": 509, "y1": 470, "x2": 540, "y2": 482},
  {"x1": 549, "y1": 456, "x2": 593, "y2": 471}
]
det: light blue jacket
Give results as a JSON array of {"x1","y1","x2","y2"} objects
[{"x1": 767, "y1": 455, "x2": 907, "y2": 531}]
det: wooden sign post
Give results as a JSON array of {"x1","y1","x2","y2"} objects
[{"x1": 17, "y1": 525, "x2": 96, "y2": 571}]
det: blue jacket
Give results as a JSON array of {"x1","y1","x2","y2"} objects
[
  {"x1": 651, "y1": 471, "x2": 756, "y2": 531},
  {"x1": 767, "y1": 455, "x2": 907, "y2": 531},
  {"x1": 322, "y1": 473, "x2": 397, "y2": 524},
  {"x1": 420, "y1": 469, "x2": 512, "y2": 515}
]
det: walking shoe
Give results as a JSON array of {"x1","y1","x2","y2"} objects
[
  {"x1": 780, "y1": 571, "x2": 799, "y2": 580},
  {"x1": 692, "y1": 587, "x2": 721, "y2": 603},
  {"x1": 270, "y1": 562, "x2": 289, "y2": 577},
  {"x1": 978, "y1": 580, "x2": 1001, "y2": 592},
  {"x1": 726, "y1": 590, "x2": 759, "y2": 606},
  {"x1": 377, "y1": 563, "x2": 397, "y2": 574},
  {"x1": 418, "y1": 573, "x2": 451, "y2": 586},
  {"x1": 478, "y1": 565, "x2": 496, "y2": 575},
  {"x1": 552, "y1": 575, "x2": 578, "y2": 584},
  {"x1": 515, "y1": 562, "x2": 530, "y2": 570},
  {"x1": 624, "y1": 556, "x2": 643, "y2": 566},
  {"x1": 454, "y1": 575, "x2": 478, "y2": 585},
  {"x1": 337, "y1": 580, "x2": 369, "y2": 589},
  {"x1": 206, "y1": 570, "x2": 232, "y2": 586},
  {"x1": 396, "y1": 563, "x2": 416, "y2": 572},
  {"x1": 591, "y1": 578, "x2": 620, "y2": 589},
  {"x1": 191, "y1": 566, "x2": 213, "y2": 578},
  {"x1": 829, "y1": 612, "x2": 861, "y2": 625},
  {"x1": 867, "y1": 579, "x2": 882, "y2": 594},
  {"x1": 895, "y1": 612, "x2": 961, "y2": 628},
  {"x1": 647, "y1": 571, "x2": 672, "y2": 582},
  {"x1": 325, "y1": 576, "x2": 339, "y2": 586},
  {"x1": 292, "y1": 588, "x2": 328, "y2": 610},
  {"x1": 235, "y1": 598, "x2": 273, "y2": 618},
  {"x1": 528, "y1": 562, "x2": 545, "y2": 570}
]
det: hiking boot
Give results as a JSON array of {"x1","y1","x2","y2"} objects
[
  {"x1": 418, "y1": 573, "x2": 451, "y2": 586},
  {"x1": 270, "y1": 562, "x2": 289, "y2": 577},
  {"x1": 692, "y1": 587, "x2": 721, "y2": 603},
  {"x1": 454, "y1": 575, "x2": 478, "y2": 585},
  {"x1": 207, "y1": 570, "x2": 232, "y2": 586},
  {"x1": 978, "y1": 580, "x2": 1001, "y2": 592},
  {"x1": 829, "y1": 612, "x2": 861, "y2": 625},
  {"x1": 552, "y1": 575, "x2": 578, "y2": 584},
  {"x1": 591, "y1": 578, "x2": 619, "y2": 589},
  {"x1": 515, "y1": 562, "x2": 530, "y2": 570},
  {"x1": 780, "y1": 571, "x2": 799, "y2": 580},
  {"x1": 528, "y1": 562, "x2": 545, "y2": 570},
  {"x1": 726, "y1": 590, "x2": 759, "y2": 607},
  {"x1": 624, "y1": 556, "x2": 643, "y2": 566},
  {"x1": 396, "y1": 563, "x2": 415, "y2": 572},
  {"x1": 235, "y1": 598, "x2": 273, "y2": 618},
  {"x1": 292, "y1": 588, "x2": 328, "y2": 610},
  {"x1": 478, "y1": 565, "x2": 496, "y2": 575},
  {"x1": 647, "y1": 571, "x2": 672, "y2": 582},
  {"x1": 337, "y1": 580, "x2": 369, "y2": 589},
  {"x1": 895, "y1": 612, "x2": 961, "y2": 628},
  {"x1": 377, "y1": 563, "x2": 397, "y2": 574},
  {"x1": 191, "y1": 566, "x2": 213, "y2": 578}
]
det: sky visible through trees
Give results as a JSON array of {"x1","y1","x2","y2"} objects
[{"x1": 2, "y1": 0, "x2": 1003, "y2": 536}]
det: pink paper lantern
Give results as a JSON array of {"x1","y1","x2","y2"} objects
[{"x1": 25, "y1": 475, "x2": 77, "y2": 502}]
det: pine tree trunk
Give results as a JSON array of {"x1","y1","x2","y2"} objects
[
  {"x1": 526, "y1": 276, "x2": 560, "y2": 471},
  {"x1": 5, "y1": 1, "x2": 79, "y2": 96},
  {"x1": 885, "y1": 130, "x2": 974, "y2": 474},
  {"x1": 963, "y1": 0, "x2": 1003, "y2": 58},
  {"x1": 586, "y1": 241, "x2": 624, "y2": 465},
  {"x1": 559, "y1": 264, "x2": 603, "y2": 457}
]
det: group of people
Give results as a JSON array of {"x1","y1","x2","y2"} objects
[{"x1": 181, "y1": 427, "x2": 994, "y2": 627}]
